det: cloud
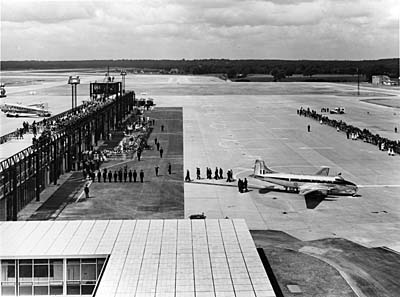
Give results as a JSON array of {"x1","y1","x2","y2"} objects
[
  {"x1": 199, "y1": 1, "x2": 325, "y2": 27},
  {"x1": 2, "y1": 0, "x2": 97, "y2": 23},
  {"x1": 1, "y1": 0, "x2": 399, "y2": 60}
]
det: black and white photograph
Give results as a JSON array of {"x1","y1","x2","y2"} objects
[{"x1": 0, "y1": 0, "x2": 399, "y2": 296}]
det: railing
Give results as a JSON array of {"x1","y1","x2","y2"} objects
[{"x1": 0, "y1": 130, "x2": 23, "y2": 145}]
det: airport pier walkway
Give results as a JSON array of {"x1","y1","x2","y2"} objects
[{"x1": 0, "y1": 89, "x2": 136, "y2": 221}]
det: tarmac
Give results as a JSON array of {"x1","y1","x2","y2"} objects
[
  {"x1": 147, "y1": 85, "x2": 400, "y2": 252},
  {"x1": 20, "y1": 107, "x2": 184, "y2": 221},
  {"x1": 9, "y1": 79, "x2": 400, "y2": 251}
]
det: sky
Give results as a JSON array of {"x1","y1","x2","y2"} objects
[{"x1": 1, "y1": 0, "x2": 399, "y2": 60}]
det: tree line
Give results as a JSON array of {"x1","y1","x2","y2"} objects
[{"x1": 1, "y1": 58, "x2": 398, "y2": 81}]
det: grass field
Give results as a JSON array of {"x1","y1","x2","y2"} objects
[{"x1": 252, "y1": 230, "x2": 400, "y2": 297}]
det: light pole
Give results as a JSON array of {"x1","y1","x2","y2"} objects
[
  {"x1": 120, "y1": 70, "x2": 127, "y2": 94},
  {"x1": 68, "y1": 76, "x2": 80, "y2": 109}
]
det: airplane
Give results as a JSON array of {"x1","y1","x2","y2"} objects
[
  {"x1": 0, "y1": 102, "x2": 51, "y2": 117},
  {"x1": 330, "y1": 107, "x2": 345, "y2": 114},
  {"x1": 251, "y1": 160, "x2": 358, "y2": 208}
]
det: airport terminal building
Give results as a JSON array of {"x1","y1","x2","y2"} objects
[{"x1": 0, "y1": 219, "x2": 275, "y2": 297}]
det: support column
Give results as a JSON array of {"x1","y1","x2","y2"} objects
[
  {"x1": 78, "y1": 128, "x2": 82, "y2": 170},
  {"x1": 67, "y1": 135, "x2": 72, "y2": 172},
  {"x1": 53, "y1": 141, "x2": 58, "y2": 185},
  {"x1": 12, "y1": 168, "x2": 17, "y2": 221},
  {"x1": 35, "y1": 151, "x2": 40, "y2": 202}
]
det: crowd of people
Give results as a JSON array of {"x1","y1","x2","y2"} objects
[
  {"x1": 33, "y1": 99, "x2": 115, "y2": 145},
  {"x1": 200, "y1": 167, "x2": 235, "y2": 182},
  {"x1": 188, "y1": 167, "x2": 249, "y2": 193},
  {"x1": 81, "y1": 116, "x2": 170, "y2": 197},
  {"x1": 0, "y1": 121, "x2": 39, "y2": 144},
  {"x1": 298, "y1": 107, "x2": 399, "y2": 156}
]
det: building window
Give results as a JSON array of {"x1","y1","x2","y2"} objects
[
  {"x1": 49, "y1": 260, "x2": 63, "y2": 295},
  {"x1": 0, "y1": 258, "x2": 106, "y2": 296},
  {"x1": 18, "y1": 260, "x2": 32, "y2": 296},
  {"x1": 1, "y1": 260, "x2": 16, "y2": 296}
]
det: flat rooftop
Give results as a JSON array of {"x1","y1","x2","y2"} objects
[{"x1": 0, "y1": 219, "x2": 275, "y2": 297}]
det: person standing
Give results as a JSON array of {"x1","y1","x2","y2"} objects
[
  {"x1": 168, "y1": 163, "x2": 172, "y2": 174},
  {"x1": 84, "y1": 184, "x2": 90, "y2": 198},
  {"x1": 219, "y1": 168, "x2": 223, "y2": 179},
  {"x1": 307, "y1": 124, "x2": 311, "y2": 132},
  {"x1": 155, "y1": 166, "x2": 159, "y2": 176},
  {"x1": 108, "y1": 170, "x2": 112, "y2": 182},
  {"x1": 124, "y1": 169, "x2": 128, "y2": 182},
  {"x1": 214, "y1": 167, "x2": 219, "y2": 180},
  {"x1": 196, "y1": 167, "x2": 201, "y2": 179},
  {"x1": 185, "y1": 170, "x2": 191, "y2": 182},
  {"x1": 139, "y1": 170, "x2": 144, "y2": 183},
  {"x1": 156, "y1": 142, "x2": 160, "y2": 151},
  {"x1": 97, "y1": 170, "x2": 101, "y2": 183},
  {"x1": 113, "y1": 170, "x2": 118, "y2": 182},
  {"x1": 154, "y1": 137, "x2": 158, "y2": 145},
  {"x1": 238, "y1": 179, "x2": 243, "y2": 193},
  {"x1": 243, "y1": 178, "x2": 248, "y2": 192},
  {"x1": 133, "y1": 169, "x2": 137, "y2": 182},
  {"x1": 161, "y1": 124, "x2": 164, "y2": 132},
  {"x1": 137, "y1": 150, "x2": 141, "y2": 161},
  {"x1": 226, "y1": 170, "x2": 231, "y2": 182},
  {"x1": 118, "y1": 169, "x2": 123, "y2": 182},
  {"x1": 159, "y1": 148, "x2": 164, "y2": 158},
  {"x1": 128, "y1": 169, "x2": 133, "y2": 182},
  {"x1": 103, "y1": 169, "x2": 107, "y2": 182}
]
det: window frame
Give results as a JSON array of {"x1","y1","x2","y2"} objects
[{"x1": 0, "y1": 257, "x2": 107, "y2": 296}]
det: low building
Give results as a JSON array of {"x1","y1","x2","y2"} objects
[
  {"x1": 0, "y1": 219, "x2": 275, "y2": 297},
  {"x1": 372, "y1": 75, "x2": 396, "y2": 85},
  {"x1": 169, "y1": 68, "x2": 179, "y2": 74}
]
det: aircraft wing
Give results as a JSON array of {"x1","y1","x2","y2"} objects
[
  {"x1": 299, "y1": 183, "x2": 330, "y2": 209},
  {"x1": 299, "y1": 183, "x2": 329, "y2": 196}
]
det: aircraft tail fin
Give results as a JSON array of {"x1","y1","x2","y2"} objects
[
  {"x1": 314, "y1": 167, "x2": 329, "y2": 176},
  {"x1": 254, "y1": 160, "x2": 275, "y2": 175}
]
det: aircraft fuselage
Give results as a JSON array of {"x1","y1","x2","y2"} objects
[{"x1": 254, "y1": 173, "x2": 358, "y2": 196}]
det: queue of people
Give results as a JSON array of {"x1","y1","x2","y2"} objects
[
  {"x1": 188, "y1": 167, "x2": 235, "y2": 182},
  {"x1": 298, "y1": 107, "x2": 399, "y2": 156},
  {"x1": 84, "y1": 166, "x2": 146, "y2": 183}
]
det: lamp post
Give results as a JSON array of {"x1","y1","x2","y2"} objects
[
  {"x1": 120, "y1": 70, "x2": 127, "y2": 94},
  {"x1": 68, "y1": 76, "x2": 80, "y2": 109}
]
